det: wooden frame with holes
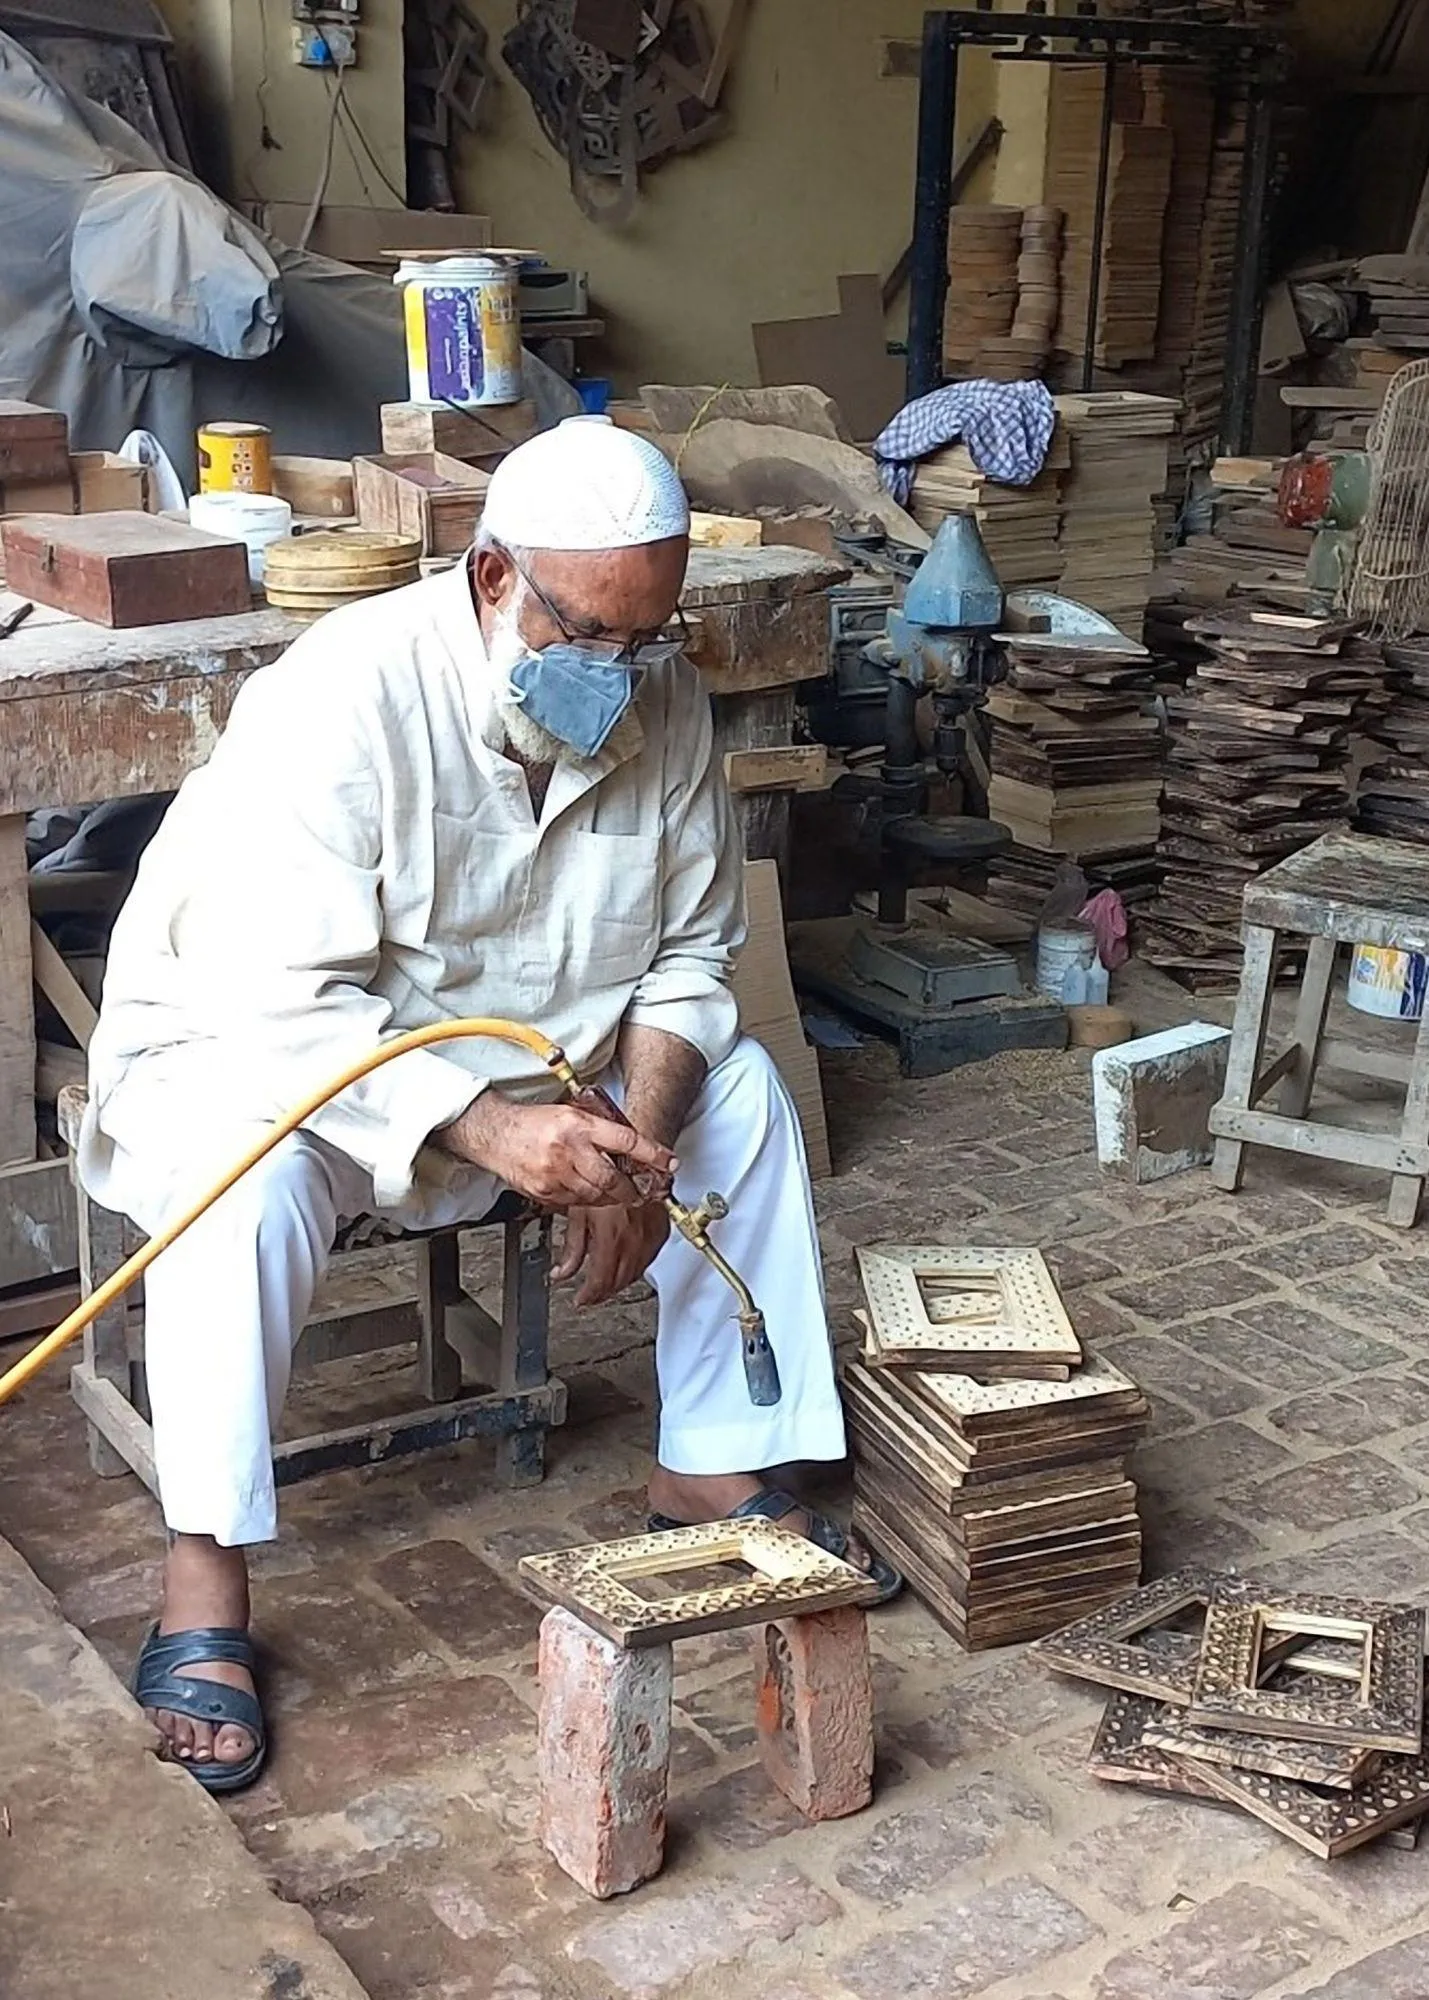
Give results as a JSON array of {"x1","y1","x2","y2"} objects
[
  {"x1": 856, "y1": 1244, "x2": 1082, "y2": 1375},
  {"x1": 1031, "y1": 1567, "x2": 1238, "y2": 1704},
  {"x1": 1188, "y1": 1590, "x2": 1425, "y2": 1754},
  {"x1": 518, "y1": 1519, "x2": 878, "y2": 1648}
]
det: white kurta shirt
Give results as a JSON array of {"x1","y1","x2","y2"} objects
[{"x1": 81, "y1": 557, "x2": 745, "y2": 1214}]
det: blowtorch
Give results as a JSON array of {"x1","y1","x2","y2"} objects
[{"x1": 0, "y1": 1017, "x2": 781, "y2": 1412}]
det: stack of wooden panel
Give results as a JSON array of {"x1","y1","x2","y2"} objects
[
  {"x1": 1356, "y1": 637, "x2": 1429, "y2": 847},
  {"x1": 1055, "y1": 391, "x2": 1179, "y2": 636},
  {"x1": 985, "y1": 635, "x2": 1162, "y2": 860},
  {"x1": 846, "y1": 1245, "x2": 1149, "y2": 1651},
  {"x1": 908, "y1": 433, "x2": 1068, "y2": 589},
  {"x1": 1171, "y1": 86, "x2": 1246, "y2": 455},
  {"x1": 996, "y1": 206, "x2": 1064, "y2": 379},
  {"x1": 1355, "y1": 255, "x2": 1429, "y2": 356},
  {"x1": 1141, "y1": 610, "x2": 1387, "y2": 986},
  {"x1": 1050, "y1": 67, "x2": 1174, "y2": 368},
  {"x1": 1032, "y1": 1570, "x2": 1429, "y2": 1863},
  {"x1": 943, "y1": 205, "x2": 1022, "y2": 377},
  {"x1": 1349, "y1": 340, "x2": 1406, "y2": 402}
]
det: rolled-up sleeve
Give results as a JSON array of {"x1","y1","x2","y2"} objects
[{"x1": 623, "y1": 664, "x2": 745, "y2": 1066}]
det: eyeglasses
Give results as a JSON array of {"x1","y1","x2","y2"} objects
[{"x1": 507, "y1": 550, "x2": 693, "y2": 668}]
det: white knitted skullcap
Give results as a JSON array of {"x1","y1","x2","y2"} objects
[{"x1": 482, "y1": 415, "x2": 689, "y2": 551}]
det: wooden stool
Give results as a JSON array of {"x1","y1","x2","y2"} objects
[
  {"x1": 1208, "y1": 831, "x2": 1429, "y2": 1228},
  {"x1": 521, "y1": 1520, "x2": 879, "y2": 1898},
  {"x1": 56, "y1": 1085, "x2": 565, "y2": 1494}
]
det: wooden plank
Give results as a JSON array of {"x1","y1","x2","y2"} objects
[
  {"x1": 690, "y1": 511, "x2": 763, "y2": 549},
  {"x1": 30, "y1": 922, "x2": 97, "y2": 1049},
  {"x1": 274, "y1": 1377, "x2": 566, "y2": 1487},
  {"x1": 69, "y1": 1360, "x2": 158, "y2": 1495},
  {"x1": 723, "y1": 744, "x2": 827, "y2": 794},
  {"x1": 1210, "y1": 1101, "x2": 1429, "y2": 1176},
  {"x1": 0, "y1": 815, "x2": 36, "y2": 1167}
]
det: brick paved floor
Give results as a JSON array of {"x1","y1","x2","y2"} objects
[{"x1": 6, "y1": 1002, "x2": 1429, "y2": 1999}]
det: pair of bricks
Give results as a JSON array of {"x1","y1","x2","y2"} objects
[{"x1": 537, "y1": 1602, "x2": 875, "y2": 1898}]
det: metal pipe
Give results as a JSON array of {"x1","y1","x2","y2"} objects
[
  {"x1": 1082, "y1": 46, "x2": 1118, "y2": 393},
  {"x1": 907, "y1": 10, "x2": 959, "y2": 404},
  {"x1": 1222, "y1": 67, "x2": 1278, "y2": 455}
]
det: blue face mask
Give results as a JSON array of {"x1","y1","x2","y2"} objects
[{"x1": 507, "y1": 644, "x2": 638, "y2": 758}]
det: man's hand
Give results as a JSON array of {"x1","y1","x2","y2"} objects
[
  {"x1": 555, "y1": 1203, "x2": 670, "y2": 1306},
  {"x1": 438, "y1": 1093, "x2": 676, "y2": 1209}
]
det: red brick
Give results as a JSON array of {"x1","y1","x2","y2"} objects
[
  {"x1": 754, "y1": 1605, "x2": 873, "y2": 1821},
  {"x1": 537, "y1": 1607, "x2": 671, "y2": 1900}
]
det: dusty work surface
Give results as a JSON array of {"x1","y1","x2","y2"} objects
[
  {"x1": 0, "y1": 1535, "x2": 366, "y2": 2000},
  {"x1": 8, "y1": 1019, "x2": 1429, "y2": 1997}
]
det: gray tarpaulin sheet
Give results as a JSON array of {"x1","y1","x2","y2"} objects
[{"x1": 0, "y1": 30, "x2": 577, "y2": 486}]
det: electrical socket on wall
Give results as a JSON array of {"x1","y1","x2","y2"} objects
[{"x1": 291, "y1": 20, "x2": 358, "y2": 66}]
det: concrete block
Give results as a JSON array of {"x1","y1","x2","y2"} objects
[
  {"x1": 1093, "y1": 1022, "x2": 1232, "y2": 1183},
  {"x1": 538, "y1": 1606, "x2": 671, "y2": 1899},
  {"x1": 754, "y1": 1605, "x2": 874, "y2": 1821}
]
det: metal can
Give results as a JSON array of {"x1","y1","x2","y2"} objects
[{"x1": 197, "y1": 421, "x2": 273, "y2": 494}]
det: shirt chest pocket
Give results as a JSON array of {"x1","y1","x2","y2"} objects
[{"x1": 556, "y1": 829, "x2": 662, "y2": 977}]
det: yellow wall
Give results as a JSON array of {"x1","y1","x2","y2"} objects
[
  {"x1": 157, "y1": 0, "x2": 1049, "y2": 387},
  {"x1": 161, "y1": 0, "x2": 407, "y2": 209}
]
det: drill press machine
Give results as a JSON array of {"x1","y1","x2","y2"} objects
[{"x1": 789, "y1": 517, "x2": 1067, "y2": 1076}]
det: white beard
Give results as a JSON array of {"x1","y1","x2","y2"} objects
[
  {"x1": 484, "y1": 594, "x2": 591, "y2": 770},
  {"x1": 498, "y1": 696, "x2": 590, "y2": 770}
]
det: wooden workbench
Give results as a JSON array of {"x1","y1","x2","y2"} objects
[{"x1": 0, "y1": 544, "x2": 843, "y2": 1285}]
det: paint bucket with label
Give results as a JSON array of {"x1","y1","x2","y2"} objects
[
  {"x1": 1347, "y1": 943, "x2": 1428, "y2": 1021},
  {"x1": 393, "y1": 254, "x2": 523, "y2": 409},
  {"x1": 197, "y1": 421, "x2": 273, "y2": 494},
  {"x1": 189, "y1": 491, "x2": 293, "y2": 582}
]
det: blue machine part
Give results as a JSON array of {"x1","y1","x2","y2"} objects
[{"x1": 882, "y1": 516, "x2": 1004, "y2": 689}]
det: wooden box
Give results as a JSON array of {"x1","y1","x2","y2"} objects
[
  {"x1": 353, "y1": 452, "x2": 490, "y2": 558},
  {"x1": 271, "y1": 455, "x2": 355, "y2": 520},
  {"x1": 0, "y1": 471, "x2": 77, "y2": 518},
  {"x1": 0, "y1": 514, "x2": 252, "y2": 627},
  {"x1": 72, "y1": 451, "x2": 151, "y2": 514},
  {"x1": 0, "y1": 400, "x2": 70, "y2": 486},
  {"x1": 379, "y1": 399, "x2": 538, "y2": 462}
]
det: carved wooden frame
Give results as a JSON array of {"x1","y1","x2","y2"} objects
[
  {"x1": 1183, "y1": 1715, "x2": 1429, "y2": 1859},
  {"x1": 518, "y1": 1519, "x2": 878, "y2": 1648},
  {"x1": 1032, "y1": 1567, "x2": 1253, "y2": 1704},
  {"x1": 1087, "y1": 1690, "x2": 1227, "y2": 1801},
  {"x1": 1143, "y1": 1705, "x2": 1382, "y2": 1791},
  {"x1": 1188, "y1": 1589, "x2": 1425, "y2": 1754},
  {"x1": 857, "y1": 1244, "x2": 1082, "y2": 1373}
]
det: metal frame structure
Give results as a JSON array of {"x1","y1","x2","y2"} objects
[{"x1": 907, "y1": 6, "x2": 1288, "y2": 454}]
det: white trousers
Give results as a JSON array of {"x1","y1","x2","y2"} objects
[{"x1": 93, "y1": 1035, "x2": 847, "y2": 1546}]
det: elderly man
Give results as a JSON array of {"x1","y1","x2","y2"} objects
[{"x1": 80, "y1": 416, "x2": 897, "y2": 1794}]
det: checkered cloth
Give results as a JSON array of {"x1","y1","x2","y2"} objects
[{"x1": 874, "y1": 380, "x2": 1056, "y2": 506}]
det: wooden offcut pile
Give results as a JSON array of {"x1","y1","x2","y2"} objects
[
  {"x1": 908, "y1": 436, "x2": 1067, "y2": 590},
  {"x1": 845, "y1": 1244, "x2": 1149, "y2": 1651},
  {"x1": 985, "y1": 635, "x2": 1162, "y2": 864},
  {"x1": 1141, "y1": 610, "x2": 1387, "y2": 986},
  {"x1": 1357, "y1": 636, "x2": 1429, "y2": 847},
  {"x1": 1033, "y1": 1569, "x2": 1429, "y2": 1861},
  {"x1": 1050, "y1": 67, "x2": 1173, "y2": 368},
  {"x1": 942, "y1": 205, "x2": 1023, "y2": 379},
  {"x1": 1355, "y1": 255, "x2": 1429, "y2": 356},
  {"x1": 1055, "y1": 391, "x2": 1179, "y2": 638}
]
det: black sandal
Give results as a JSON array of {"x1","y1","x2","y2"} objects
[
  {"x1": 132, "y1": 1623, "x2": 267, "y2": 1794},
  {"x1": 648, "y1": 1486, "x2": 903, "y2": 1604}
]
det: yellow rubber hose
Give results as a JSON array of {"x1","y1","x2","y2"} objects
[{"x1": 0, "y1": 1018, "x2": 579, "y2": 1408}]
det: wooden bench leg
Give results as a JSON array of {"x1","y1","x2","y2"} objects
[
  {"x1": 1389, "y1": 1002, "x2": 1429, "y2": 1228},
  {"x1": 416, "y1": 1230, "x2": 464, "y2": 1403},
  {"x1": 75, "y1": 1187, "x2": 134, "y2": 1477},
  {"x1": 1211, "y1": 923, "x2": 1279, "y2": 1194},
  {"x1": 494, "y1": 1212, "x2": 552, "y2": 1487},
  {"x1": 1279, "y1": 935, "x2": 1336, "y2": 1121}
]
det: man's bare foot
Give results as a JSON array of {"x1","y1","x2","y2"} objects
[
  {"x1": 646, "y1": 1468, "x2": 878, "y2": 1575},
  {"x1": 148, "y1": 1535, "x2": 256, "y2": 1769}
]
